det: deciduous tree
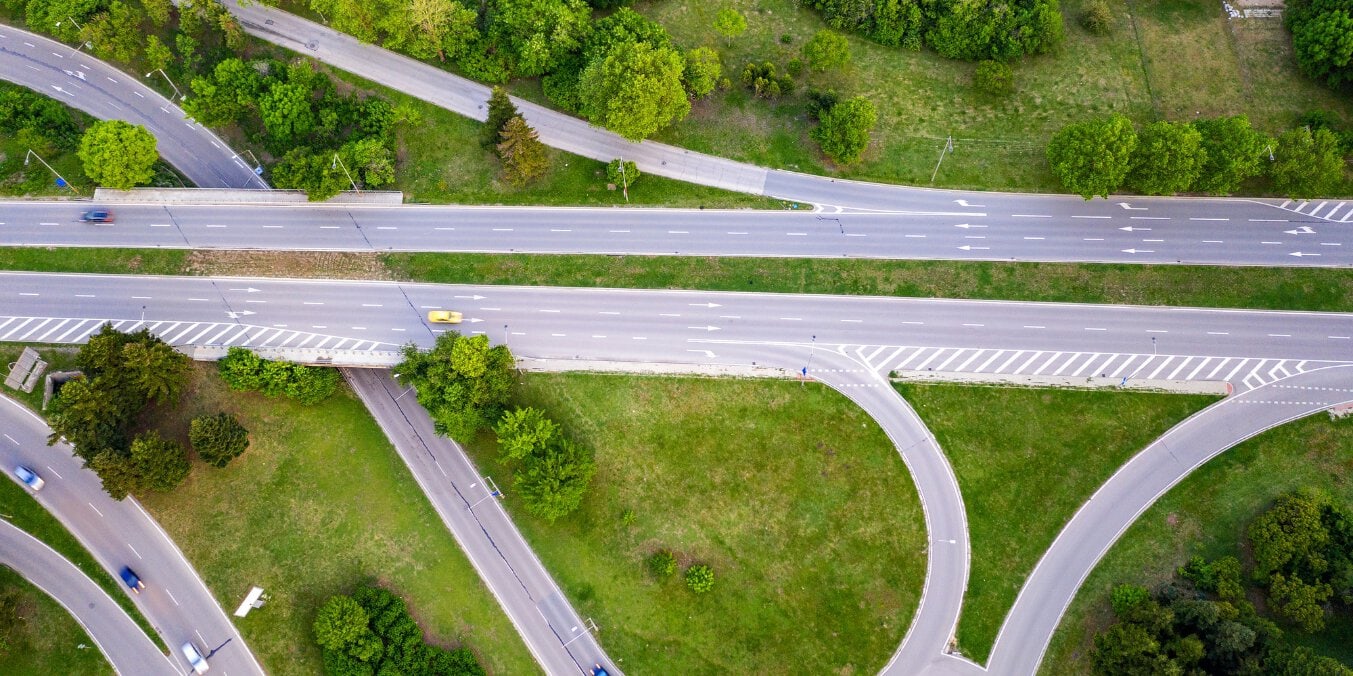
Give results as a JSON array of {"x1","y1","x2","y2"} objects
[
  {"x1": 683, "y1": 46, "x2": 722, "y2": 98},
  {"x1": 78, "y1": 120, "x2": 158, "y2": 190},
  {"x1": 713, "y1": 7, "x2": 747, "y2": 45},
  {"x1": 313, "y1": 595, "x2": 370, "y2": 652},
  {"x1": 495, "y1": 407, "x2": 560, "y2": 461},
  {"x1": 1191, "y1": 115, "x2": 1265, "y2": 195},
  {"x1": 811, "y1": 95, "x2": 877, "y2": 165},
  {"x1": 1286, "y1": 0, "x2": 1353, "y2": 88},
  {"x1": 578, "y1": 41, "x2": 690, "y2": 141},
  {"x1": 804, "y1": 29, "x2": 851, "y2": 71},
  {"x1": 144, "y1": 35, "x2": 173, "y2": 74},
  {"x1": 514, "y1": 438, "x2": 596, "y2": 521},
  {"x1": 1127, "y1": 121, "x2": 1205, "y2": 195},
  {"x1": 1046, "y1": 114, "x2": 1137, "y2": 199},
  {"x1": 1269, "y1": 126, "x2": 1346, "y2": 199}
]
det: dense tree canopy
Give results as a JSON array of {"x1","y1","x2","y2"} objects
[
  {"x1": 1286, "y1": 0, "x2": 1353, "y2": 89},
  {"x1": 683, "y1": 47, "x2": 722, "y2": 97},
  {"x1": 805, "y1": 0, "x2": 1062, "y2": 59},
  {"x1": 77, "y1": 120, "x2": 158, "y2": 190},
  {"x1": 217, "y1": 348, "x2": 341, "y2": 405},
  {"x1": 190, "y1": 412, "x2": 250, "y2": 468},
  {"x1": 393, "y1": 333, "x2": 515, "y2": 440},
  {"x1": 1046, "y1": 114, "x2": 1137, "y2": 199},
  {"x1": 486, "y1": 0, "x2": 592, "y2": 77},
  {"x1": 316, "y1": 584, "x2": 486, "y2": 675},
  {"x1": 804, "y1": 29, "x2": 852, "y2": 71}
]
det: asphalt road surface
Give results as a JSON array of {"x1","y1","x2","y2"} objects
[
  {"x1": 0, "y1": 393, "x2": 265, "y2": 676},
  {"x1": 5, "y1": 273, "x2": 1353, "y2": 673},
  {"x1": 2, "y1": 198, "x2": 1350, "y2": 267},
  {"x1": 346, "y1": 368, "x2": 617, "y2": 675},
  {"x1": 0, "y1": 518, "x2": 179, "y2": 675},
  {"x1": 0, "y1": 24, "x2": 267, "y2": 191}
]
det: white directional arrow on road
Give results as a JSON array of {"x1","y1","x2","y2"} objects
[
  {"x1": 468, "y1": 317, "x2": 484, "y2": 323},
  {"x1": 687, "y1": 349, "x2": 718, "y2": 358},
  {"x1": 228, "y1": 287, "x2": 262, "y2": 293},
  {"x1": 1284, "y1": 226, "x2": 1316, "y2": 235},
  {"x1": 953, "y1": 199, "x2": 985, "y2": 208},
  {"x1": 1118, "y1": 202, "x2": 1147, "y2": 210},
  {"x1": 454, "y1": 294, "x2": 487, "y2": 300},
  {"x1": 226, "y1": 310, "x2": 257, "y2": 318},
  {"x1": 953, "y1": 223, "x2": 987, "y2": 229},
  {"x1": 1118, "y1": 226, "x2": 1150, "y2": 232},
  {"x1": 1121, "y1": 249, "x2": 1155, "y2": 254},
  {"x1": 957, "y1": 245, "x2": 990, "y2": 251},
  {"x1": 687, "y1": 325, "x2": 721, "y2": 331},
  {"x1": 1289, "y1": 251, "x2": 1320, "y2": 257},
  {"x1": 688, "y1": 302, "x2": 722, "y2": 308}
]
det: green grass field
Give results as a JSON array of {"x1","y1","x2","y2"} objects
[
  {"x1": 0, "y1": 566, "x2": 111, "y2": 676},
  {"x1": 635, "y1": 0, "x2": 1350, "y2": 193},
  {"x1": 134, "y1": 364, "x2": 536, "y2": 675},
  {"x1": 894, "y1": 383, "x2": 1216, "y2": 663},
  {"x1": 460, "y1": 374, "x2": 924, "y2": 673},
  {"x1": 1040, "y1": 412, "x2": 1353, "y2": 673}
]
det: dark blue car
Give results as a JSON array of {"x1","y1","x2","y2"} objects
[
  {"x1": 120, "y1": 566, "x2": 145, "y2": 594},
  {"x1": 79, "y1": 209, "x2": 113, "y2": 223}
]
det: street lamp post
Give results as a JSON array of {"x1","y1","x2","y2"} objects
[
  {"x1": 802, "y1": 335, "x2": 817, "y2": 386},
  {"x1": 24, "y1": 150, "x2": 77, "y2": 194},
  {"x1": 145, "y1": 68, "x2": 184, "y2": 101},
  {"x1": 468, "y1": 476, "x2": 502, "y2": 509},
  {"x1": 331, "y1": 154, "x2": 359, "y2": 193}
]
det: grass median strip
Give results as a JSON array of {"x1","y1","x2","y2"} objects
[
  {"x1": 0, "y1": 566, "x2": 112, "y2": 676},
  {"x1": 6, "y1": 247, "x2": 1353, "y2": 313},
  {"x1": 460, "y1": 374, "x2": 925, "y2": 673},
  {"x1": 1041, "y1": 412, "x2": 1353, "y2": 673},
  {"x1": 893, "y1": 382, "x2": 1218, "y2": 664}
]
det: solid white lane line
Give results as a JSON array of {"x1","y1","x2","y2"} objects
[
  {"x1": 1071, "y1": 215, "x2": 1111, "y2": 219},
  {"x1": 1011, "y1": 214, "x2": 1051, "y2": 218},
  {"x1": 668, "y1": 230, "x2": 688, "y2": 234},
  {"x1": 1190, "y1": 218, "x2": 1229, "y2": 221},
  {"x1": 2, "y1": 434, "x2": 16, "y2": 445},
  {"x1": 1268, "y1": 333, "x2": 1291, "y2": 337},
  {"x1": 727, "y1": 231, "x2": 748, "y2": 235},
  {"x1": 1248, "y1": 218, "x2": 1288, "y2": 222},
  {"x1": 1083, "y1": 238, "x2": 1104, "y2": 241},
  {"x1": 1084, "y1": 327, "x2": 1107, "y2": 331},
  {"x1": 539, "y1": 309, "x2": 560, "y2": 313},
  {"x1": 128, "y1": 543, "x2": 141, "y2": 559},
  {"x1": 1207, "y1": 331, "x2": 1229, "y2": 335},
  {"x1": 1146, "y1": 329, "x2": 1168, "y2": 333},
  {"x1": 1023, "y1": 237, "x2": 1044, "y2": 240},
  {"x1": 840, "y1": 318, "x2": 862, "y2": 323},
  {"x1": 361, "y1": 304, "x2": 383, "y2": 307},
  {"x1": 1329, "y1": 336, "x2": 1351, "y2": 340},
  {"x1": 1261, "y1": 241, "x2": 1282, "y2": 244},
  {"x1": 303, "y1": 302, "x2": 324, "y2": 305},
  {"x1": 599, "y1": 311, "x2": 620, "y2": 315},
  {"x1": 786, "y1": 232, "x2": 807, "y2": 236},
  {"x1": 1130, "y1": 216, "x2": 1168, "y2": 220},
  {"x1": 905, "y1": 234, "x2": 926, "y2": 238},
  {"x1": 609, "y1": 229, "x2": 630, "y2": 233},
  {"x1": 962, "y1": 323, "x2": 984, "y2": 327},
  {"x1": 718, "y1": 315, "x2": 741, "y2": 319},
  {"x1": 88, "y1": 503, "x2": 103, "y2": 517},
  {"x1": 1023, "y1": 325, "x2": 1045, "y2": 329},
  {"x1": 1202, "y1": 240, "x2": 1224, "y2": 243}
]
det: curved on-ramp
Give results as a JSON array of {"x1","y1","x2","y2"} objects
[
  {"x1": 0, "y1": 519, "x2": 179, "y2": 675},
  {"x1": 986, "y1": 365, "x2": 1353, "y2": 675},
  {"x1": 0, "y1": 23, "x2": 267, "y2": 190}
]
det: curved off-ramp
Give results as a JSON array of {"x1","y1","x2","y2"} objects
[
  {"x1": 0, "y1": 23, "x2": 267, "y2": 190},
  {"x1": 986, "y1": 365, "x2": 1353, "y2": 675},
  {"x1": 0, "y1": 519, "x2": 178, "y2": 675}
]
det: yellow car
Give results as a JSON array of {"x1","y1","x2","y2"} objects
[{"x1": 427, "y1": 310, "x2": 463, "y2": 324}]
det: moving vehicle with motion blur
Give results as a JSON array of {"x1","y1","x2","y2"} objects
[
  {"x1": 79, "y1": 209, "x2": 114, "y2": 223},
  {"x1": 14, "y1": 465, "x2": 45, "y2": 491}
]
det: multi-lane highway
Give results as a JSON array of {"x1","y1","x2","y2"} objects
[
  {"x1": 5, "y1": 271, "x2": 1352, "y2": 676},
  {"x1": 0, "y1": 25, "x2": 267, "y2": 191},
  {"x1": 0, "y1": 393, "x2": 265, "y2": 676},
  {"x1": 0, "y1": 518, "x2": 178, "y2": 675},
  {"x1": 1, "y1": 198, "x2": 1350, "y2": 267}
]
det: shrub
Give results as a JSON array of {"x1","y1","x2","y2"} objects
[
  {"x1": 806, "y1": 89, "x2": 840, "y2": 121},
  {"x1": 786, "y1": 58, "x2": 805, "y2": 78},
  {"x1": 804, "y1": 29, "x2": 851, "y2": 71},
  {"x1": 647, "y1": 550, "x2": 677, "y2": 579},
  {"x1": 741, "y1": 62, "x2": 795, "y2": 99},
  {"x1": 1046, "y1": 114, "x2": 1138, "y2": 199},
  {"x1": 812, "y1": 95, "x2": 878, "y2": 164},
  {"x1": 973, "y1": 60, "x2": 1014, "y2": 97},
  {"x1": 685, "y1": 563, "x2": 715, "y2": 593},
  {"x1": 217, "y1": 347, "x2": 340, "y2": 404},
  {"x1": 683, "y1": 47, "x2": 723, "y2": 98},
  {"x1": 189, "y1": 412, "x2": 250, "y2": 468},
  {"x1": 1081, "y1": 0, "x2": 1114, "y2": 35}
]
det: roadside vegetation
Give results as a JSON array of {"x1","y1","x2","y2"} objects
[
  {"x1": 1042, "y1": 412, "x2": 1353, "y2": 673},
  {"x1": 458, "y1": 373, "x2": 924, "y2": 673},
  {"x1": 135, "y1": 363, "x2": 536, "y2": 675},
  {"x1": 894, "y1": 382, "x2": 1217, "y2": 663},
  {"x1": 0, "y1": 566, "x2": 111, "y2": 675}
]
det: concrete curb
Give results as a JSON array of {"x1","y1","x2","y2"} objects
[
  {"x1": 92, "y1": 188, "x2": 404, "y2": 205},
  {"x1": 516, "y1": 357, "x2": 794, "y2": 379}
]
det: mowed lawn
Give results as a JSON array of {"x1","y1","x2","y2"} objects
[
  {"x1": 136, "y1": 365, "x2": 536, "y2": 675},
  {"x1": 894, "y1": 383, "x2": 1217, "y2": 664},
  {"x1": 1041, "y1": 412, "x2": 1353, "y2": 674},
  {"x1": 0, "y1": 566, "x2": 111, "y2": 676},
  {"x1": 461, "y1": 374, "x2": 925, "y2": 673}
]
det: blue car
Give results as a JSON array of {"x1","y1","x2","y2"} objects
[
  {"x1": 592, "y1": 664, "x2": 610, "y2": 676},
  {"x1": 79, "y1": 209, "x2": 113, "y2": 223},
  {"x1": 120, "y1": 567, "x2": 146, "y2": 594},
  {"x1": 14, "y1": 465, "x2": 45, "y2": 491}
]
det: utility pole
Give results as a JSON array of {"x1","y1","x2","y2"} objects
[
  {"x1": 930, "y1": 135, "x2": 954, "y2": 184},
  {"x1": 618, "y1": 160, "x2": 629, "y2": 203}
]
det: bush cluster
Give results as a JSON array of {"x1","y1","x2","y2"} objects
[
  {"x1": 646, "y1": 550, "x2": 677, "y2": 579},
  {"x1": 313, "y1": 583, "x2": 486, "y2": 676},
  {"x1": 1286, "y1": 0, "x2": 1353, "y2": 89},
  {"x1": 217, "y1": 347, "x2": 341, "y2": 405},
  {"x1": 684, "y1": 563, "x2": 715, "y2": 593},
  {"x1": 393, "y1": 332, "x2": 514, "y2": 440}
]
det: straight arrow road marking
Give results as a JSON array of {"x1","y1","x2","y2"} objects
[
  {"x1": 1118, "y1": 202, "x2": 1146, "y2": 210},
  {"x1": 953, "y1": 223, "x2": 987, "y2": 229},
  {"x1": 953, "y1": 199, "x2": 985, "y2": 207},
  {"x1": 1289, "y1": 252, "x2": 1320, "y2": 257},
  {"x1": 453, "y1": 295, "x2": 487, "y2": 299},
  {"x1": 1119, "y1": 226, "x2": 1150, "y2": 232},
  {"x1": 957, "y1": 245, "x2": 990, "y2": 251},
  {"x1": 688, "y1": 302, "x2": 722, "y2": 308},
  {"x1": 1121, "y1": 249, "x2": 1154, "y2": 254},
  {"x1": 687, "y1": 325, "x2": 721, "y2": 331}
]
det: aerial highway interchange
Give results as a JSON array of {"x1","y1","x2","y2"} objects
[{"x1": 2, "y1": 6, "x2": 1351, "y2": 676}]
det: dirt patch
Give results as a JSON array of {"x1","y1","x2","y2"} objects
[{"x1": 184, "y1": 250, "x2": 394, "y2": 280}]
